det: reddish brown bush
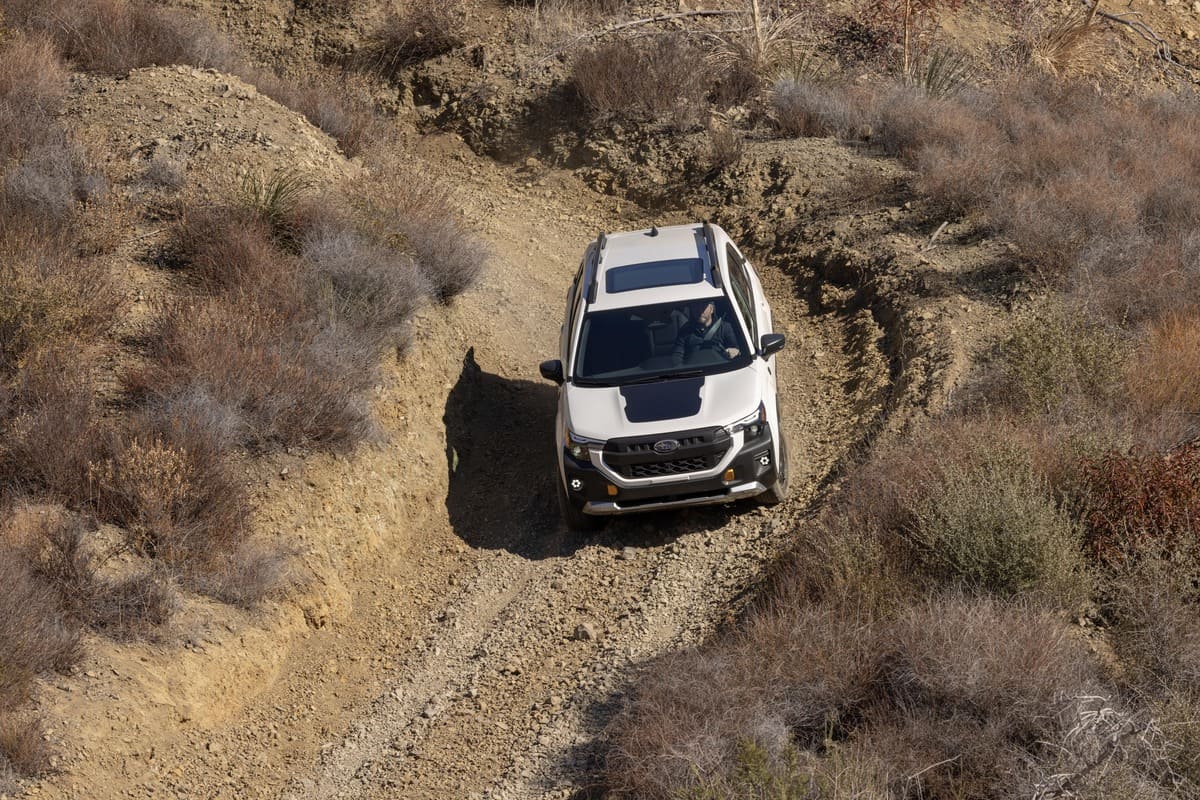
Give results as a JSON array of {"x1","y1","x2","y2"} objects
[
  {"x1": 572, "y1": 36, "x2": 714, "y2": 129},
  {"x1": 171, "y1": 206, "x2": 307, "y2": 310},
  {"x1": 1079, "y1": 444, "x2": 1200, "y2": 568}
]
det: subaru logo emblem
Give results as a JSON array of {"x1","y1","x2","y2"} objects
[{"x1": 653, "y1": 439, "x2": 680, "y2": 454}]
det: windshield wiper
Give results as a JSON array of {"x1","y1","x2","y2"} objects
[{"x1": 622, "y1": 370, "x2": 704, "y2": 385}]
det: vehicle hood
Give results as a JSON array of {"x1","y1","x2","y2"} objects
[{"x1": 565, "y1": 367, "x2": 763, "y2": 440}]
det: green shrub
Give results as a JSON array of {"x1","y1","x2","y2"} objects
[
  {"x1": 999, "y1": 307, "x2": 1125, "y2": 414},
  {"x1": 909, "y1": 448, "x2": 1089, "y2": 605}
]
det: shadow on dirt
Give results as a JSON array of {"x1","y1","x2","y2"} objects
[
  {"x1": 444, "y1": 347, "x2": 583, "y2": 558},
  {"x1": 443, "y1": 349, "x2": 750, "y2": 558}
]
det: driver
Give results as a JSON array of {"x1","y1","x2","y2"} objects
[{"x1": 672, "y1": 300, "x2": 741, "y2": 365}]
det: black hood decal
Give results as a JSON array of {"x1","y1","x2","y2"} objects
[{"x1": 619, "y1": 376, "x2": 704, "y2": 423}]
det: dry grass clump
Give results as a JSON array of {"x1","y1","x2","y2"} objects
[
  {"x1": 250, "y1": 71, "x2": 379, "y2": 157},
  {"x1": 607, "y1": 595, "x2": 1095, "y2": 799},
  {"x1": 771, "y1": 76, "x2": 875, "y2": 138},
  {"x1": 358, "y1": 0, "x2": 467, "y2": 80},
  {"x1": 572, "y1": 36, "x2": 714, "y2": 129},
  {"x1": 0, "y1": 32, "x2": 68, "y2": 162},
  {"x1": 1126, "y1": 311, "x2": 1200, "y2": 448},
  {"x1": 0, "y1": 0, "x2": 234, "y2": 75}
]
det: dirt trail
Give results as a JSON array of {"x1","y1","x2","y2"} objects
[{"x1": 34, "y1": 127, "x2": 883, "y2": 800}]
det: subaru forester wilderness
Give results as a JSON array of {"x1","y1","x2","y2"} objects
[{"x1": 539, "y1": 222, "x2": 789, "y2": 531}]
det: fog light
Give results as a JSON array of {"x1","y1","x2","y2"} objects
[
  {"x1": 723, "y1": 468, "x2": 735, "y2": 482},
  {"x1": 758, "y1": 454, "x2": 771, "y2": 467},
  {"x1": 607, "y1": 484, "x2": 618, "y2": 496},
  {"x1": 570, "y1": 478, "x2": 583, "y2": 492}
]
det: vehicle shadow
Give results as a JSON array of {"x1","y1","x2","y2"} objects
[{"x1": 443, "y1": 347, "x2": 584, "y2": 559}]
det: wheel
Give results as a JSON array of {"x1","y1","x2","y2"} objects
[
  {"x1": 759, "y1": 434, "x2": 790, "y2": 506},
  {"x1": 557, "y1": 474, "x2": 607, "y2": 532}
]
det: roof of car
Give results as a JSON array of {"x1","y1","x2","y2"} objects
[{"x1": 588, "y1": 224, "x2": 723, "y2": 311}]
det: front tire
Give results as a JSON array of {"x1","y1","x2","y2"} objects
[
  {"x1": 557, "y1": 474, "x2": 606, "y2": 532},
  {"x1": 759, "y1": 434, "x2": 790, "y2": 506}
]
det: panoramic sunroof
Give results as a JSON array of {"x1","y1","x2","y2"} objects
[{"x1": 605, "y1": 258, "x2": 704, "y2": 293}]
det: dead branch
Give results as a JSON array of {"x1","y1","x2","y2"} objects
[
  {"x1": 536, "y1": 10, "x2": 742, "y2": 65},
  {"x1": 1082, "y1": 0, "x2": 1200, "y2": 81}
]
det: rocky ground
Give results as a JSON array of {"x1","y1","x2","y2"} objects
[{"x1": 14, "y1": 0, "x2": 1200, "y2": 798}]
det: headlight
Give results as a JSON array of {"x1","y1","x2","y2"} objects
[
  {"x1": 724, "y1": 404, "x2": 766, "y2": 439},
  {"x1": 565, "y1": 427, "x2": 603, "y2": 461}
]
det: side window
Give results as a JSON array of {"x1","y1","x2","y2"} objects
[{"x1": 725, "y1": 244, "x2": 758, "y2": 347}]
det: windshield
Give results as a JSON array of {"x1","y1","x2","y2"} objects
[{"x1": 572, "y1": 297, "x2": 751, "y2": 386}]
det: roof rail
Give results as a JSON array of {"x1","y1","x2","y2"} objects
[
  {"x1": 586, "y1": 233, "x2": 605, "y2": 303},
  {"x1": 702, "y1": 221, "x2": 722, "y2": 289}
]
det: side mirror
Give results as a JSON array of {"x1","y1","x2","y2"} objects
[
  {"x1": 539, "y1": 359, "x2": 564, "y2": 385},
  {"x1": 760, "y1": 333, "x2": 786, "y2": 358}
]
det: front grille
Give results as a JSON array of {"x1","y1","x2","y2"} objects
[
  {"x1": 604, "y1": 426, "x2": 730, "y2": 480},
  {"x1": 621, "y1": 455, "x2": 719, "y2": 479},
  {"x1": 615, "y1": 435, "x2": 707, "y2": 455}
]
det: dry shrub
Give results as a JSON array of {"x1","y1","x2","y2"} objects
[
  {"x1": 141, "y1": 152, "x2": 186, "y2": 191},
  {"x1": 354, "y1": 163, "x2": 487, "y2": 302},
  {"x1": 997, "y1": 306, "x2": 1125, "y2": 415},
  {"x1": 358, "y1": 0, "x2": 467, "y2": 79},
  {"x1": 0, "y1": 0, "x2": 235, "y2": 74},
  {"x1": 572, "y1": 36, "x2": 714, "y2": 129},
  {"x1": 93, "y1": 390, "x2": 248, "y2": 565},
  {"x1": 170, "y1": 206, "x2": 306, "y2": 308},
  {"x1": 2, "y1": 350, "x2": 111, "y2": 502},
  {"x1": 190, "y1": 538, "x2": 292, "y2": 609},
  {"x1": 5, "y1": 505, "x2": 175, "y2": 636},
  {"x1": 1126, "y1": 311, "x2": 1200, "y2": 448},
  {"x1": 0, "y1": 32, "x2": 68, "y2": 162},
  {"x1": 0, "y1": 554, "x2": 81, "y2": 709},
  {"x1": 1027, "y1": 9, "x2": 1106, "y2": 78},
  {"x1": 127, "y1": 296, "x2": 377, "y2": 449},
  {"x1": 910, "y1": 448, "x2": 1089, "y2": 606},
  {"x1": 1079, "y1": 444, "x2": 1200, "y2": 568},
  {"x1": 0, "y1": 233, "x2": 119, "y2": 374},
  {"x1": 250, "y1": 71, "x2": 379, "y2": 157},
  {"x1": 301, "y1": 222, "x2": 431, "y2": 343},
  {"x1": 0, "y1": 712, "x2": 51, "y2": 779},
  {"x1": 1109, "y1": 562, "x2": 1200, "y2": 693},
  {"x1": 771, "y1": 77, "x2": 875, "y2": 138},
  {"x1": 607, "y1": 595, "x2": 1093, "y2": 799},
  {"x1": 1, "y1": 136, "x2": 104, "y2": 238}
]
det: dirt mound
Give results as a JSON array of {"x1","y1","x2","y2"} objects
[{"x1": 67, "y1": 66, "x2": 359, "y2": 202}]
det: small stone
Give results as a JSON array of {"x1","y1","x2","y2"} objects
[
  {"x1": 421, "y1": 703, "x2": 438, "y2": 719},
  {"x1": 617, "y1": 547, "x2": 636, "y2": 561},
  {"x1": 549, "y1": 579, "x2": 563, "y2": 590},
  {"x1": 206, "y1": 741, "x2": 223, "y2": 754},
  {"x1": 573, "y1": 622, "x2": 597, "y2": 642}
]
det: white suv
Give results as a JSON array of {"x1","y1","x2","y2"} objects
[{"x1": 539, "y1": 222, "x2": 789, "y2": 531}]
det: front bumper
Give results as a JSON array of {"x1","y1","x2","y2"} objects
[{"x1": 560, "y1": 426, "x2": 779, "y2": 516}]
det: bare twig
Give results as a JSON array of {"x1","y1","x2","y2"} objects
[
  {"x1": 1081, "y1": 0, "x2": 1200, "y2": 81},
  {"x1": 536, "y1": 10, "x2": 741, "y2": 65},
  {"x1": 922, "y1": 220, "x2": 949, "y2": 252}
]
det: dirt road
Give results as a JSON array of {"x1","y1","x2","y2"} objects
[{"x1": 37, "y1": 129, "x2": 886, "y2": 800}]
